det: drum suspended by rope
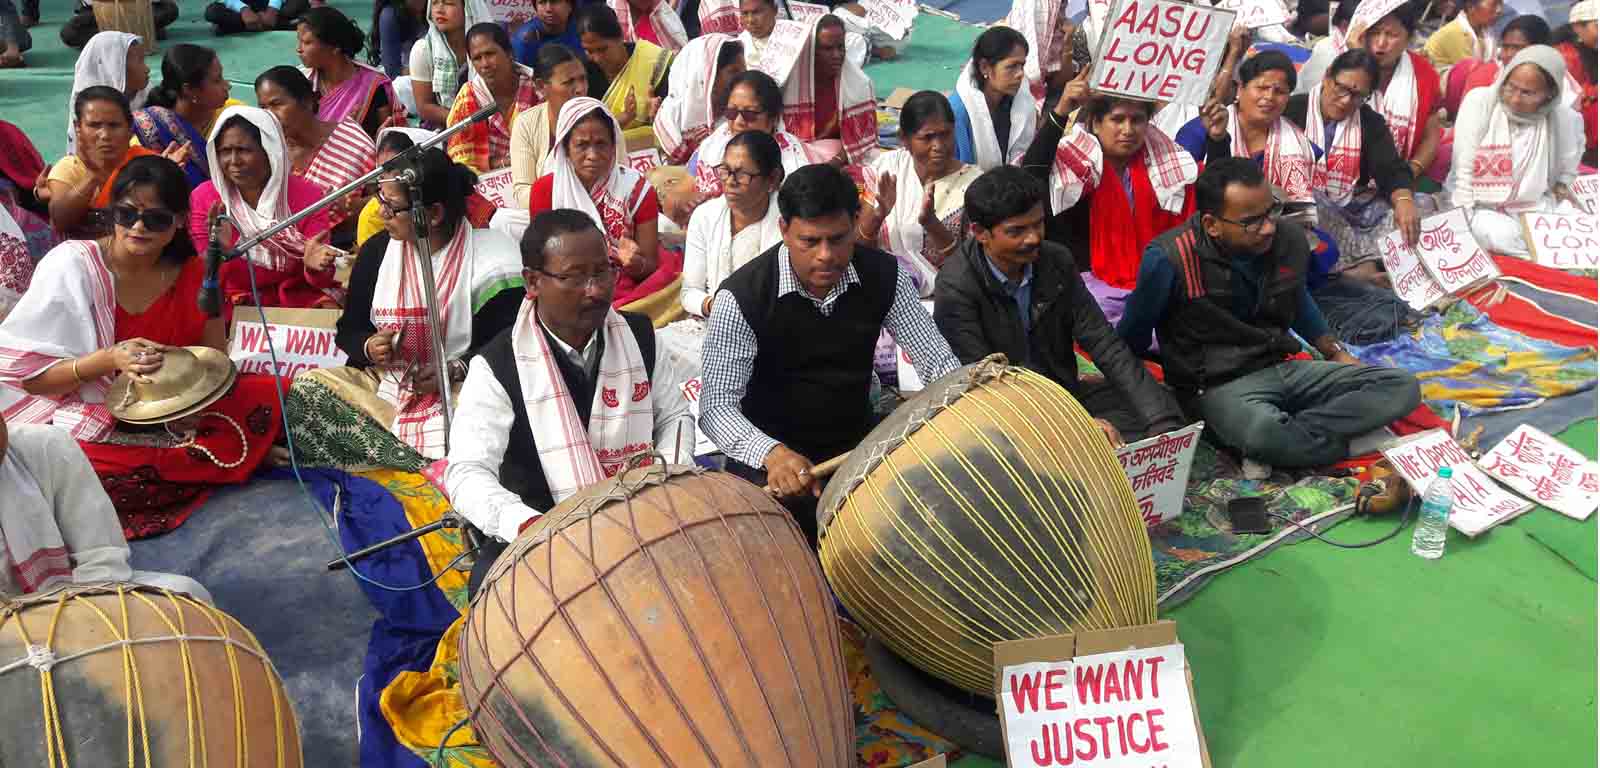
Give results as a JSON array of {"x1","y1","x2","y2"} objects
[
  {"x1": 458, "y1": 462, "x2": 854, "y2": 767},
  {"x1": 817, "y1": 355, "x2": 1158, "y2": 695},
  {"x1": 0, "y1": 582, "x2": 302, "y2": 766}
]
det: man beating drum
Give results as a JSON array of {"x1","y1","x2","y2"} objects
[{"x1": 699, "y1": 163, "x2": 960, "y2": 547}]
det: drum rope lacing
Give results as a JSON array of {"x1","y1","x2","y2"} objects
[{"x1": 0, "y1": 584, "x2": 295, "y2": 768}]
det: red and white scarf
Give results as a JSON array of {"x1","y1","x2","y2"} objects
[
  {"x1": 953, "y1": 60, "x2": 1036, "y2": 169},
  {"x1": 1005, "y1": 0, "x2": 1063, "y2": 105},
  {"x1": 699, "y1": 0, "x2": 740, "y2": 34},
  {"x1": 1344, "y1": 0, "x2": 1408, "y2": 50},
  {"x1": 0, "y1": 240, "x2": 117, "y2": 441},
  {"x1": 205, "y1": 106, "x2": 310, "y2": 274},
  {"x1": 610, "y1": 0, "x2": 688, "y2": 51},
  {"x1": 1369, "y1": 50, "x2": 1419, "y2": 158},
  {"x1": 1229, "y1": 105, "x2": 1315, "y2": 204},
  {"x1": 692, "y1": 122, "x2": 820, "y2": 197},
  {"x1": 1049, "y1": 123, "x2": 1196, "y2": 215},
  {"x1": 1304, "y1": 85, "x2": 1364, "y2": 206},
  {"x1": 511, "y1": 301, "x2": 654, "y2": 500},
  {"x1": 655, "y1": 34, "x2": 739, "y2": 164},
  {"x1": 774, "y1": 16, "x2": 879, "y2": 165},
  {"x1": 548, "y1": 98, "x2": 653, "y2": 259}
]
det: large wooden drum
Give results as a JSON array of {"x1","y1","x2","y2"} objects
[
  {"x1": 459, "y1": 463, "x2": 853, "y2": 767},
  {"x1": 91, "y1": 0, "x2": 159, "y2": 53},
  {"x1": 0, "y1": 583, "x2": 301, "y2": 766},
  {"x1": 817, "y1": 356, "x2": 1157, "y2": 694}
]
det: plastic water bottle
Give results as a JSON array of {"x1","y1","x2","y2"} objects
[{"x1": 1411, "y1": 467, "x2": 1454, "y2": 560}]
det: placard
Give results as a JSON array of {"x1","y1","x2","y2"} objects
[
  {"x1": 1214, "y1": 0, "x2": 1289, "y2": 28},
  {"x1": 627, "y1": 147, "x2": 664, "y2": 174},
  {"x1": 786, "y1": 0, "x2": 830, "y2": 24},
  {"x1": 1378, "y1": 223, "x2": 1447, "y2": 311},
  {"x1": 1478, "y1": 424, "x2": 1599, "y2": 521},
  {"x1": 995, "y1": 622, "x2": 1206, "y2": 768},
  {"x1": 1089, "y1": 0, "x2": 1235, "y2": 105},
  {"x1": 1569, "y1": 174, "x2": 1599, "y2": 215},
  {"x1": 858, "y1": 0, "x2": 917, "y2": 40},
  {"x1": 758, "y1": 19, "x2": 812, "y2": 84},
  {"x1": 908, "y1": 756, "x2": 948, "y2": 768},
  {"x1": 1521, "y1": 212, "x2": 1599, "y2": 271},
  {"x1": 1381, "y1": 429, "x2": 1533, "y2": 536},
  {"x1": 1115, "y1": 422, "x2": 1203, "y2": 527},
  {"x1": 485, "y1": 0, "x2": 537, "y2": 27},
  {"x1": 893, "y1": 300, "x2": 936, "y2": 393},
  {"x1": 678, "y1": 376, "x2": 720, "y2": 456},
  {"x1": 228, "y1": 307, "x2": 348, "y2": 378},
  {"x1": 474, "y1": 167, "x2": 515, "y2": 210},
  {"x1": 1413, "y1": 207, "x2": 1499, "y2": 295}
]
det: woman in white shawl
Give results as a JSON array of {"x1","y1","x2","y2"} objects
[
  {"x1": 949, "y1": 26, "x2": 1035, "y2": 171},
  {"x1": 859, "y1": 91, "x2": 980, "y2": 297},
  {"x1": 1450, "y1": 45, "x2": 1585, "y2": 257},
  {"x1": 408, "y1": 0, "x2": 491, "y2": 128},
  {"x1": 608, "y1": 0, "x2": 688, "y2": 51},
  {"x1": 689, "y1": 69, "x2": 820, "y2": 198},
  {"x1": 319, "y1": 147, "x2": 524, "y2": 461},
  {"x1": 681, "y1": 130, "x2": 784, "y2": 318},
  {"x1": 66, "y1": 31, "x2": 151, "y2": 154},
  {"x1": 653, "y1": 33, "x2": 746, "y2": 165}
]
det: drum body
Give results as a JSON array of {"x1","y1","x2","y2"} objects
[
  {"x1": 0, "y1": 583, "x2": 301, "y2": 766},
  {"x1": 817, "y1": 357, "x2": 1157, "y2": 694},
  {"x1": 91, "y1": 0, "x2": 159, "y2": 53},
  {"x1": 459, "y1": 463, "x2": 853, "y2": 767}
]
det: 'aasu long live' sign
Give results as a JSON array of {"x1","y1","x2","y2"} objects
[{"x1": 1089, "y1": 0, "x2": 1235, "y2": 105}]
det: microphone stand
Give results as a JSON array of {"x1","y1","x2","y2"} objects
[{"x1": 399, "y1": 165, "x2": 455, "y2": 442}]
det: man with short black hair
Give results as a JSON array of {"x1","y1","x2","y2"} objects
[
  {"x1": 1117, "y1": 157, "x2": 1420, "y2": 475},
  {"x1": 445, "y1": 210, "x2": 695, "y2": 592},
  {"x1": 935, "y1": 166, "x2": 1183, "y2": 446},
  {"x1": 700, "y1": 163, "x2": 958, "y2": 544}
]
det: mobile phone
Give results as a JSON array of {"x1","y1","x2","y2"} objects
[{"x1": 1227, "y1": 497, "x2": 1271, "y2": 535}]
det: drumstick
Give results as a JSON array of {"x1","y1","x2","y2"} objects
[{"x1": 764, "y1": 452, "x2": 849, "y2": 495}]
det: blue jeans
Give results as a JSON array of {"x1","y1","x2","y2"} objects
[{"x1": 1194, "y1": 360, "x2": 1421, "y2": 468}]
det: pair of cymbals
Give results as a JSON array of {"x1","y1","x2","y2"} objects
[{"x1": 107, "y1": 346, "x2": 237, "y2": 425}]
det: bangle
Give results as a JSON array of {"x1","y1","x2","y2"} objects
[
  {"x1": 1048, "y1": 110, "x2": 1067, "y2": 131},
  {"x1": 70, "y1": 357, "x2": 84, "y2": 384}
]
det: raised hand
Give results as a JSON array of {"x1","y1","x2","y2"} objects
[
  {"x1": 303, "y1": 230, "x2": 337, "y2": 272},
  {"x1": 1202, "y1": 98, "x2": 1230, "y2": 141},
  {"x1": 876, "y1": 171, "x2": 898, "y2": 216}
]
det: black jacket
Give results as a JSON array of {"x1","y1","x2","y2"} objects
[{"x1": 933, "y1": 240, "x2": 1183, "y2": 434}]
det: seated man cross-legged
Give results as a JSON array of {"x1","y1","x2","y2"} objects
[
  {"x1": 443, "y1": 210, "x2": 696, "y2": 594},
  {"x1": 1116, "y1": 157, "x2": 1421, "y2": 476},
  {"x1": 935, "y1": 166, "x2": 1185, "y2": 447}
]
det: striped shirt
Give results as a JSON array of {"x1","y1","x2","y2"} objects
[{"x1": 298, "y1": 120, "x2": 377, "y2": 227}]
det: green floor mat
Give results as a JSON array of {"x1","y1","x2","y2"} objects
[
  {"x1": 861, "y1": 13, "x2": 981, "y2": 95},
  {"x1": 1509, "y1": 419, "x2": 1598, "y2": 581}
]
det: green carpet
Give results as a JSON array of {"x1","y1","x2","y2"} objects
[{"x1": 860, "y1": 13, "x2": 979, "y2": 96}]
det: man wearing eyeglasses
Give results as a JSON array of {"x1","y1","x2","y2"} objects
[
  {"x1": 443, "y1": 210, "x2": 696, "y2": 594},
  {"x1": 1117, "y1": 157, "x2": 1420, "y2": 477},
  {"x1": 699, "y1": 164, "x2": 959, "y2": 546}
]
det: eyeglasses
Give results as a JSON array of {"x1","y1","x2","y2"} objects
[
  {"x1": 111, "y1": 204, "x2": 177, "y2": 232},
  {"x1": 1214, "y1": 201, "x2": 1283, "y2": 233},
  {"x1": 713, "y1": 165, "x2": 764, "y2": 186},
  {"x1": 538, "y1": 265, "x2": 617, "y2": 289},
  {"x1": 377, "y1": 193, "x2": 410, "y2": 217},
  {"x1": 724, "y1": 108, "x2": 767, "y2": 124},
  {"x1": 1325, "y1": 79, "x2": 1371, "y2": 104}
]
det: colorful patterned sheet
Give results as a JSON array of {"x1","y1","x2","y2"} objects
[{"x1": 1350, "y1": 302, "x2": 1597, "y2": 421}]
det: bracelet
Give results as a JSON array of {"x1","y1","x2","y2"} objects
[
  {"x1": 70, "y1": 357, "x2": 84, "y2": 384},
  {"x1": 1048, "y1": 110, "x2": 1067, "y2": 131}
]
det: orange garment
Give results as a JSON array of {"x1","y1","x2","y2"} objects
[{"x1": 90, "y1": 146, "x2": 158, "y2": 208}]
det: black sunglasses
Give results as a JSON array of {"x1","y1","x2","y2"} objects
[{"x1": 111, "y1": 204, "x2": 178, "y2": 232}]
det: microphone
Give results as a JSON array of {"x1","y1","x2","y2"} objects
[{"x1": 198, "y1": 213, "x2": 227, "y2": 317}]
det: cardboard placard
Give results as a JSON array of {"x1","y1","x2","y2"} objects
[
  {"x1": 908, "y1": 756, "x2": 949, "y2": 768},
  {"x1": 787, "y1": 0, "x2": 830, "y2": 24},
  {"x1": 1379, "y1": 223, "x2": 1447, "y2": 311},
  {"x1": 1569, "y1": 174, "x2": 1599, "y2": 215},
  {"x1": 1115, "y1": 422, "x2": 1204, "y2": 527},
  {"x1": 1521, "y1": 212, "x2": 1599, "y2": 271},
  {"x1": 1214, "y1": 0, "x2": 1289, "y2": 28},
  {"x1": 759, "y1": 19, "x2": 812, "y2": 84},
  {"x1": 678, "y1": 376, "x2": 721, "y2": 456},
  {"x1": 627, "y1": 147, "x2": 664, "y2": 175},
  {"x1": 884, "y1": 87, "x2": 918, "y2": 110},
  {"x1": 485, "y1": 0, "x2": 537, "y2": 27},
  {"x1": 1089, "y1": 0, "x2": 1235, "y2": 106},
  {"x1": 1478, "y1": 424, "x2": 1599, "y2": 521},
  {"x1": 228, "y1": 307, "x2": 348, "y2": 377},
  {"x1": 1378, "y1": 207, "x2": 1499, "y2": 307},
  {"x1": 994, "y1": 621, "x2": 1209, "y2": 768},
  {"x1": 475, "y1": 167, "x2": 515, "y2": 210},
  {"x1": 1381, "y1": 429, "x2": 1533, "y2": 536},
  {"x1": 858, "y1": 0, "x2": 917, "y2": 40}
]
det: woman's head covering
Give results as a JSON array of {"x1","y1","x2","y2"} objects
[
  {"x1": 1570, "y1": 0, "x2": 1597, "y2": 24},
  {"x1": 1492, "y1": 44, "x2": 1569, "y2": 122},
  {"x1": 425, "y1": 0, "x2": 492, "y2": 109},
  {"x1": 547, "y1": 97, "x2": 645, "y2": 248},
  {"x1": 654, "y1": 33, "x2": 739, "y2": 164},
  {"x1": 68, "y1": 31, "x2": 146, "y2": 154},
  {"x1": 609, "y1": 0, "x2": 689, "y2": 50},
  {"x1": 1462, "y1": 45, "x2": 1578, "y2": 207},
  {"x1": 205, "y1": 106, "x2": 307, "y2": 271}
]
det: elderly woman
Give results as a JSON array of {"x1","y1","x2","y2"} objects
[
  {"x1": 1445, "y1": 15, "x2": 1557, "y2": 118},
  {"x1": 508, "y1": 44, "x2": 589, "y2": 210},
  {"x1": 530, "y1": 98, "x2": 678, "y2": 309},
  {"x1": 256, "y1": 66, "x2": 379, "y2": 235},
  {"x1": 688, "y1": 70, "x2": 819, "y2": 197},
  {"x1": 576, "y1": 4, "x2": 673, "y2": 150},
  {"x1": 410, "y1": 0, "x2": 491, "y2": 128},
  {"x1": 681, "y1": 130, "x2": 784, "y2": 318},
  {"x1": 774, "y1": 15, "x2": 877, "y2": 166},
  {"x1": 1450, "y1": 46, "x2": 1584, "y2": 257},
  {"x1": 950, "y1": 26, "x2": 1034, "y2": 170},
  {"x1": 0, "y1": 157, "x2": 284, "y2": 539},
  {"x1": 654, "y1": 33, "x2": 744, "y2": 164},
  {"x1": 859, "y1": 91, "x2": 982, "y2": 297},
  {"x1": 190, "y1": 106, "x2": 336, "y2": 310},
  {"x1": 608, "y1": 0, "x2": 686, "y2": 51},
  {"x1": 48, "y1": 88, "x2": 186, "y2": 239},
  {"x1": 299, "y1": 6, "x2": 398, "y2": 137},
  {"x1": 134, "y1": 44, "x2": 240, "y2": 188},
  {"x1": 1424, "y1": 0, "x2": 1502, "y2": 69},
  {"x1": 447, "y1": 22, "x2": 539, "y2": 174},
  {"x1": 65, "y1": 31, "x2": 149, "y2": 153}
]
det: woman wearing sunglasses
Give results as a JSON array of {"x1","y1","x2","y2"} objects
[
  {"x1": 687, "y1": 69, "x2": 821, "y2": 198},
  {"x1": 0, "y1": 155, "x2": 286, "y2": 540}
]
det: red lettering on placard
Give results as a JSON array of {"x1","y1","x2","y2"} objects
[
  {"x1": 1043, "y1": 668, "x2": 1070, "y2": 710},
  {"x1": 1075, "y1": 662, "x2": 1105, "y2": 704},
  {"x1": 1010, "y1": 670, "x2": 1044, "y2": 713},
  {"x1": 1148, "y1": 707, "x2": 1169, "y2": 751},
  {"x1": 238, "y1": 323, "x2": 264, "y2": 353}
]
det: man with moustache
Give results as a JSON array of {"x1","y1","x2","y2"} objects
[
  {"x1": 934, "y1": 166, "x2": 1184, "y2": 447},
  {"x1": 1117, "y1": 158, "x2": 1420, "y2": 476},
  {"x1": 699, "y1": 163, "x2": 959, "y2": 546},
  {"x1": 444, "y1": 210, "x2": 696, "y2": 593}
]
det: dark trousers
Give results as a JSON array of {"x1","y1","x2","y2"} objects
[
  {"x1": 1075, "y1": 378, "x2": 1166, "y2": 442},
  {"x1": 61, "y1": 1, "x2": 179, "y2": 48},
  {"x1": 203, "y1": 0, "x2": 309, "y2": 35}
]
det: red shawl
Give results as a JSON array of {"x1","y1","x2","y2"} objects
[
  {"x1": 0, "y1": 120, "x2": 44, "y2": 191},
  {"x1": 1087, "y1": 153, "x2": 1195, "y2": 290}
]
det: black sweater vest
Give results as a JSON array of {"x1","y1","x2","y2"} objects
[
  {"x1": 719, "y1": 243, "x2": 898, "y2": 462},
  {"x1": 478, "y1": 311, "x2": 656, "y2": 511}
]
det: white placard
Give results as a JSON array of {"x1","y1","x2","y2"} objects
[
  {"x1": 758, "y1": 19, "x2": 812, "y2": 84},
  {"x1": 893, "y1": 300, "x2": 936, "y2": 393},
  {"x1": 787, "y1": 0, "x2": 830, "y2": 24},
  {"x1": 1478, "y1": 424, "x2": 1599, "y2": 521},
  {"x1": 1000, "y1": 644, "x2": 1204, "y2": 768},
  {"x1": 474, "y1": 167, "x2": 515, "y2": 210},
  {"x1": 1521, "y1": 212, "x2": 1600, "y2": 271},
  {"x1": 228, "y1": 316, "x2": 348, "y2": 377},
  {"x1": 857, "y1": 0, "x2": 917, "y2": 40},
  {"x1": 485, "y1": 0, "x2": 537, "y2": 27},
  {"x1": 1379, "y1": 223, "x2": 1447, "y2": 311},
  {"x1": 1089, "y1": 0, "x2": 1235, "y2": 106},
  {"x1": 679, "y1": 377, "x2": 720, "y2": 457},
  {"x1": 1382, "y1": 429, "x2": 1533, "y2": 536},
  {"x1": 1414, "y1": 207, "x2": 1499, "y2": 295},
  {"x1": 627, "y1": 147, "x2": 664, "y2": 175},
  {"x1": 1569, "y1": 174, "x2": 1599, "y2": 215},
  {"x1": 1115, "y1": 422, "x2": 1203, "y2": 527},
  {"x1": 1214, "y1": 0, "x2": 1289, "y2": 28}
]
